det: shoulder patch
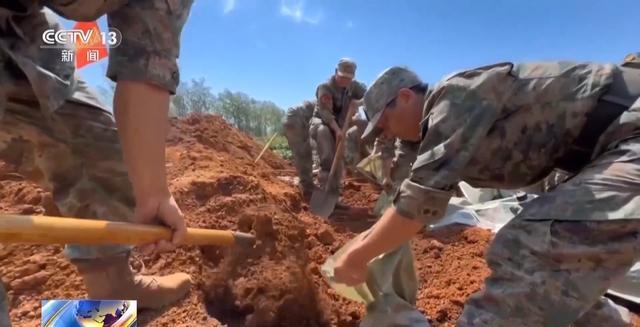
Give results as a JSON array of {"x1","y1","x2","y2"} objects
[{"x1": 320, "y1": 94, "x2": 332, "y2": 105}]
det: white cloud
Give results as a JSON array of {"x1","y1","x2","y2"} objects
[
  {"x1": 346, "y1": 20, "x2": 354, "y2": 28},
  {"x1": 280, "y1": 0, "x2": 321, "y2": 24},
  {"x1": 223, "y1": 0, "x2": 236, "y2": 14}
]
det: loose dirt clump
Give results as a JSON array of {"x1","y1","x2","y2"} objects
[
  {"x1": 415, "y1": 227, "x2": 492, "y2": 325},
  {"x1": 202, "y1": 205, "x2": 343, "y2": 327}
]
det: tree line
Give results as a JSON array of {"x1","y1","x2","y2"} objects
[
  {"x1": 170, "y1": 78, "x2": 284, "y2": 137},
  {"x1": 98, "y1": 77, "x2": 285, "y2": 138}
]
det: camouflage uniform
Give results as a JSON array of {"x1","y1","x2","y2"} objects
[
  {"x1": 283, "y1": 100, "x2": 316, "y2": 194},
  {"x1": 0, "y1": 282, "x2": 7, "y2": 327},
  {"x1": 0, "y1": 1, "x2": 192, "y2": 323},
  {"x1": 362, "y1": 62, "x2": 640, "y2": 326},
  {"x1": 345, "y1": 117, "x2": 369, "y2": 169},
  {"x1": 282, "y1": 100, "x2": 367, "y2": 195},
  {"x1": 309, "y1": 60, "x2": 367, "y2": 189},
  {"x1": 359, "y1": 136, "x2": 426, "y2": 326},
  {"x1": 370, "y1": 137, "x2": 419, "y2": 205}
]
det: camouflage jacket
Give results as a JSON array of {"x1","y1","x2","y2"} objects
[
  {"x1": 285, "y1": 100, "x2": 316, "y2": 127},
  {"x1": 394, "y1": 61, "x2": 640, "y2": 223},
  {"x1": 314, "y1": 76, "x2": 366, "y2": 127},
  {"x1": 0, "y1": 0, "x2": 192, "y2": 118}
]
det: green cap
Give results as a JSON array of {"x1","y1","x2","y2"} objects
[
  {"x1": 622, "y1": 52, "x2": 640, "y2": 68},
  {"x1": 337, "y1": 58, "x2": 357, "y2": 78},
  {"x1": 361, "y1": 66, "x2": 422, "y2": 141}
]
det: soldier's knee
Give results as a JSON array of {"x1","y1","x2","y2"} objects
[
  {"x1": 316, "y1": 125, "x2": 333, "y2": 141},
  {"x1": 346, "y1": 125, "x2": 361, "y2": 138},
  {"x1": 282, "y1": 123, "x2": 297, "y2": 140}
]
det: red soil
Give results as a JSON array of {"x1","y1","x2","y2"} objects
[{"x1": 0, "y1": 114, "x2": 633, "y2": 326}]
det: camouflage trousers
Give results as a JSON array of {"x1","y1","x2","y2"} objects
[
  {"x1": 0, "y1": 95, "x2": 134, "y2": 260},
  {"x1": 0, "y1": 87, "x2": 135, "y2": 326},
  {"x1": 459, "y1": 136, "x2": 640, "y2": 327},
  {"x1": 309, "y1": 117, "x2": 364, "y2": 189},
  {"x1": 360, "y1": 243, "x2": 429, "y2": 327},
  {"x1": 309, "y1": 117, "x2": 342, "y2": 189},
  {"x1": 283, "y1": 113, "x2": 314, "y2": 192},
  {"x1": 0, "y1": 282, "x2": 8, "y2": 327},
  {"x1": 458, "y1": 218, "x2": 637, "y2": 327},
  {"x1": 345, "y1": 118, "x2": 369, "y2": 169}
]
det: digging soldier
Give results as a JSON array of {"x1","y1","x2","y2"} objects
[
  {"x1": 283, "y1": 100, "x2": 316, "y2": 200},
  {"x1": 0, "y1": 1, "x2": 196, "y2": 324},
  {"x1": 333, "y1": 57, "x2": 640, "y2": 326},
  {"x1": 345, "y1": 114, "x2": 373, "y2": 172},
  {"x1": 309, "y1": 58, "x2": 367, "y2": 206},
  {"x1": 284, "y1": 98, "x2": 395, "y2": 202}
]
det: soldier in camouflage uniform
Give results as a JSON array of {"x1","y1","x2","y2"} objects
[
  {"x1": 309, "y1": 58, "x2": 367, "y2": 198},
  {"x1": 366, "y1": 135, "x2": 419, "y2": 193},
  {"x1": 333, "y1": 57, "x2": 640, "y2": 326},
  {"x1": 283, "y1": 100, "x2": 316, "y2": 199},
  {"x1": 283, "y1": 98, "x2": 369, "y2": 201},
  {"x1": 0, "y1": 1, "x2": 194, "y2": 324},
  {"x1": 344, "y1": 116, "x2": 370, "y2": 170}
]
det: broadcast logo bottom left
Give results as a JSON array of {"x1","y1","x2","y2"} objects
[{"x1": 41, "y1": 300, "x2": 137, "y2": 327}]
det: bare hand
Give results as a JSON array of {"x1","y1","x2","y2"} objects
[
  {"x1": 333, "y1": 246, "x2": 369, "y2": 286},
  {"x1": 382, "y1": 177, "x2": 393, "y2": 193},
  {"x1": 134, "y1": 194, "x2": 187, "y2": 254},
  {"x1": 334, "y1": 129, "x2": 344, "y2": 144}
]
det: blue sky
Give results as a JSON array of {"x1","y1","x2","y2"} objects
[{"x1": 70, "y1": 0, "x2": 638, "y2": 110}]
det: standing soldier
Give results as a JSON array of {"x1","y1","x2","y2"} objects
[
  {"x1": 0, "y1": 1, "x2": 194, "y2": 324},
  {"x1": 333, "y1": 57, "x2": 640, "y2": 326},
  {"x1": 309, "y1": 58, "x2": 366, "y2": 203},
  {"x1": 283, "y1": 100, "x2": 316, "y2": 200}
]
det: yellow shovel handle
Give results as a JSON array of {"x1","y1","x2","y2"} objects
[{"x1": 0, "y1": 214, "x2": 253, "y2": 247}]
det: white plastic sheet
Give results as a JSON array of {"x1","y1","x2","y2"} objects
[
  {"x1": 438, "y1": 185, "x2": 640, "y2": 305},
  {"x1": 429, "y1": 193, "x2": 536, "y2": 233}
]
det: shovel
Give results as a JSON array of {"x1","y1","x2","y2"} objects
[
  {"x1": 254, "y1": 132, "x2": 279, "y2": 164},
  {"x1": 310, "y1": 103, "x2": 358, "y2": 218},
  {"x1": 0, "y1": 214, "x2": 255, "y2": 248}
]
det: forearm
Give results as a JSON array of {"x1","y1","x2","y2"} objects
[
  {"x1": 329, "y1": 119, "x2": 341, "y2": 132},
  {"x1": 350, "y1": 98, "x2": 364, "y2": 109},
  {"x1": 382, "y1": 159, "x2": 392, "y2": 181},
  {"x1": 316, "y1": 106, "x2": 339, "y2": 131},
  {"x1": 350, "y1": 206, "x2": 423, "y2": 262},
  {"x1": 114, "y1": 81, "x2": 171, "y2": 199}
]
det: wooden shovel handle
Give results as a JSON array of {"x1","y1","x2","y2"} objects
[
  {"x1": 326, "y1": 103, "x2": 359, "y2": 190},
  {"x1": 0, "y1": 214, "x2": 254, "y2": 247},
  {"x1": 254, "y1": 132, "x2": 279, "y2": 163}
]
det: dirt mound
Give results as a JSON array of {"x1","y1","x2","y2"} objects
[
  {"x1": 415, "y1": 227, "x2": 491, "y2": 325},
  {"x1": 0, "y1": 177, "x2": 83, "y2": 326},
  {"x1": 2, "y1": 114, "x2": 633, "y2": 327},
  {"x1": 203, "y1": 207, "x2": 327, "y2": 327}
]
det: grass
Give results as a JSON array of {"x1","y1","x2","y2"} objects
[{"x1": 257, "y1": 134, "x2": 293, "y2": 161}]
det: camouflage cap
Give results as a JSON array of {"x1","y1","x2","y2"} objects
[
  {"x1": 336, "y1": 58, "x2": 357, "y2": 78},
  {"x1": 622, "y1": 52, "x2": 640, "y2": 68},
  {"x1": 361, "y1": 66, "x2": 423, "y2": 141}
]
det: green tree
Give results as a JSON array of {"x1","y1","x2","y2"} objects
[
  {"x1": 172, "y1": 78, "x2": 217, "y2": 116},
  {"x1": 168, "y1": 77, "x2": 286, "y2": 139}
]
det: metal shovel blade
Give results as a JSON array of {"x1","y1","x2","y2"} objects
[{"x1": 310, "y1": 188, "x2": 339, "y2": 219}]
